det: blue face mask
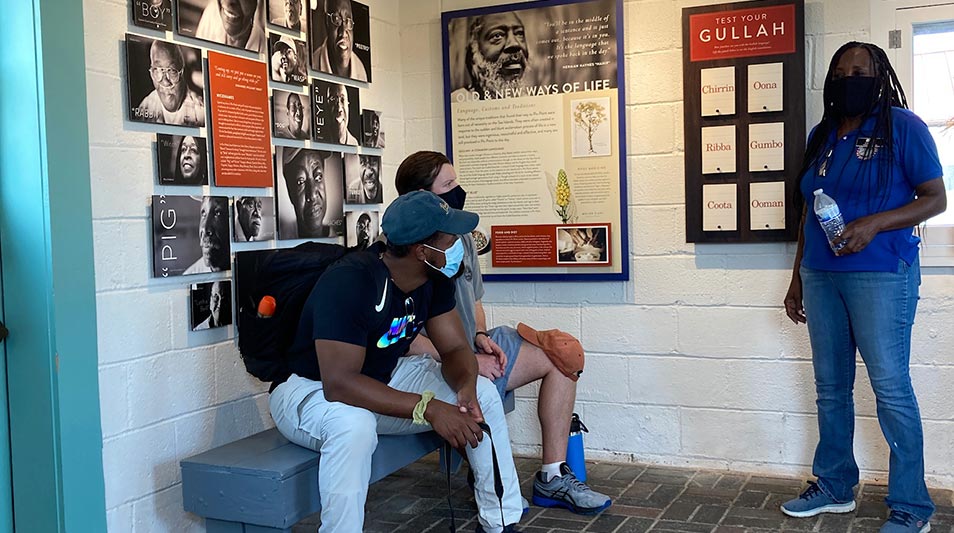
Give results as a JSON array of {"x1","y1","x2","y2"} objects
[{"x1": 423, "y1": 237, "x2": 464, "y2": 278}]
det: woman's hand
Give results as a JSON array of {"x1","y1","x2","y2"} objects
[
  {"x1": 784, "y1": 275, "x2": 806, "y2": 324},
  {"x1": 833, "y1": 214, "x2": 883, "y2": 255}
]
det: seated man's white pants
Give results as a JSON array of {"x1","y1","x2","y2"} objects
[{"x1": 269, "y1": 355, "x2": 522, "y2": 533}]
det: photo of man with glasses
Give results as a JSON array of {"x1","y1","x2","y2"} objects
[
  {"x1": 126, "y1": 34, "x2": 206, "y2": 126},
  {"x1": 309, "y1": 0, "x2": 371, "y2": 82}
]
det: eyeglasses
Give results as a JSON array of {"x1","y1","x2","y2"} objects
[
  {"x1": 326, "y1": 12, "x2": 354, "y2": 29},
  {"x1": 818, "y1": 146, "x2": 834, "y2": 177},
  {"x1": 149, "y1": 66, "x2": 183, "y2": 83},
  {"x1": 404, "y1": 297, "x2": 415, "y2": 321}
]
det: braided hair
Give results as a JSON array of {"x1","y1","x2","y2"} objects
[{"x1": 795, "y1": 42, "x2": 908, "y2": 214}]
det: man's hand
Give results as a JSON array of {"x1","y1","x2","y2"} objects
[
  {"x1": 475, "y1": 333, "x2": 507, "y2": 371},
  {"x1": 476, "y1": 353, "x2": 505, "y2": 380},
  {"x1": 424, "y1": 399, "x2": 484, "y2": 450},
  {"x1": 457, "y1": 386, "x2": 484, "y2": 423}
]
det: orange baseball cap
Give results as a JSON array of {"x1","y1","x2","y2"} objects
[{"x1": 516, "y1": 323, "x2": 584, "y2": 381}]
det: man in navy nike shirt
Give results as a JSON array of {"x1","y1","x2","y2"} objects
[{"x1": 269, "y1": 191, "x2": 524, "y2": 533}]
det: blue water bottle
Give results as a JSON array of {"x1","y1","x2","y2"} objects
[{"x1": 565, "y1": 413, "x2": 589, "y2": 482}]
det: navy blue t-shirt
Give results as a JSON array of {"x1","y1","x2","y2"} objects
[{"x1": 286, "y1": 243, "x2": 457, "y2": 384}]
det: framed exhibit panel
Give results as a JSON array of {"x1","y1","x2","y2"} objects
[
  {"x1": 682, "y1": 0, "x2": 805, "y2": 243},
  {"x1": 442, "y1": 0, "x2": 627, "y2": 281}
]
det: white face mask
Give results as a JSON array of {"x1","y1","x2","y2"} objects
[{"x1": 422, "y1": 237, "x2": 464, "y2": 278}]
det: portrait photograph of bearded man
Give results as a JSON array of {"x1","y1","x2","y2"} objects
[
  {"x1": 126, "y1": 34, "x2": 205, "y2": 126},
  {"x1": 445, "y1": 0, "x2": 618, "y2": 102}
]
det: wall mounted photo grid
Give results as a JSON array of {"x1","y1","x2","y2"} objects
[
  {"x1": 442, "y1": 0, "x2": 628, "y2": 282},
  {"x1": 682, "y1": 0, "x2": 805, "y2": 243},
  {"x1": 308, "y1": 0, "x2": 372, "y2": 82},
  {"x1": 125, "y1": 0, "x2": 376, "y2": 333}
]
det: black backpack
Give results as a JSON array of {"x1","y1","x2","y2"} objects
[{"x1": 235, "y1": 242, "x2": 354, "y2": 385}]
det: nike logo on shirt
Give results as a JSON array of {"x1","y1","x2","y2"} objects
[{"x1": 374, "y1": 278, "x2": 388, "y2": 312}]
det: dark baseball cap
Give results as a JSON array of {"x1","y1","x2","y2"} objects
[{"x1": 382, "y1": 191, "x2": 478, "y2": 245}]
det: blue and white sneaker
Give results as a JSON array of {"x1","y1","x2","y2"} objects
[
  {"x1": 880, "y1": 510, "x2": 931, "y2": 533},
  {"x1": 531, "y1": 463, "x2": 611, "y2": 515},
  {"x1": 780, "y1": 481, "x2": 856, "y2": 518}
]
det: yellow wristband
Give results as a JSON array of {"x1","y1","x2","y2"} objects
[{"x1": 412, "y1": 391, "x2": 435, "y2": 425}]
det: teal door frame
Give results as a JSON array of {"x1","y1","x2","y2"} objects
[{"x1": 0, "y1": 0, "x2": 107, "y2": 531}]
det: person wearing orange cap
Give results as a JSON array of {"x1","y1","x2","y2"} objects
[{"x1": 396, "y1": 151, "x2": 611, "y2": 515}]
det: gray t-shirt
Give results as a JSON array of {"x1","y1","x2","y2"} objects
[{"x1": 454, "y1": 233, "x2": 483, "y2": 347}]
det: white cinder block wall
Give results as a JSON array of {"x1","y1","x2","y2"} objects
[
  {"x1": 84, "y1": 0, "x2": 404, "y2": 530},
  {"x1": 400, "y1": 0, "x2": 954, "y2": 491},
  {"x1": 83, "y1": 0, "x2": 954, "y2": 531}
]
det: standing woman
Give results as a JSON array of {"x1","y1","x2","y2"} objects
[{"x1": 781, "y1": 42, "x2": 946, "y2": 533}]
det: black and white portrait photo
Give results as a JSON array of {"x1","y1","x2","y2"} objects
[
  {"x1": 556, "y1": 225, "x2": 609, "y2": 265},
  {"x1": 272, "y1": 89, "x2": 311, "y2": 140},
  {"x1": 274, "y1": 147, "x2": 344, "y2": 240},
  {"x1": 345, "y1": 210, "x2": 378, "y2": 250},
  {"x1": 308, "y1": 0, "x2": 371, "y2": 82},
  {"x1": 445, "y1": 0, "x2": 617, "y2": 101},
  {"x1": 126, "y1": 34, "x2": 206, "y2": 126},
  {"x1": 361, "y1": 109, "x2": 384, "y2": 149},
  {"x1": 233, "y1": 196, "x2": 275, "y2": 241},
  {"x1": 191, "y1": 280, "x2": 233, "y2": 331},
  {"x1": 157, "y1": 134, "x2": 209, "y2": 185},
  {"x1": 311, "y1": 80, "x2": 360, "y2": 146},
  {"x1": 132, "y1": 0, "x2": 173, "y2": 30},
  {"x1": 267, "y1": 0, "x2": 306, "y2": 33},
  {"x1": 176, "y1": 0, "x2": 267, "y2": 53},
  {"x1": 344, "y1": 153, "x2": 382, "y2": 204},
  {"x1": 268, "y1": 33, "x2": 308, "y2": 85},
  {"x1": 152, "y1": 195, "x2": 232, "y2": 277}
]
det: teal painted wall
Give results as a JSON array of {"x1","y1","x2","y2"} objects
[{"x1": 0, "y1": 0, "x2": 107, "y2": 531}]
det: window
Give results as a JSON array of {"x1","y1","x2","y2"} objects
[{"x1": 894, "y1": 3, "x2": 954, "y2": 265}]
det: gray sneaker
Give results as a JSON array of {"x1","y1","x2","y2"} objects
[
  {"x1": 880, "y1": 510, "x2": 931, "y2": 533},
  {"x1": 531, "y1": 463, "x2": 611, "y2": 515},
  {"x1": 780, "y1": 481, "x2": 856, "y2": 518}
]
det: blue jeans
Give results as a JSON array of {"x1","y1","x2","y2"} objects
[{"x1": 801, "y1": 257, "x2": 933, "y2": 521}]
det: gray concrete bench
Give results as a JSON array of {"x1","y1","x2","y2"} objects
[{"x1": 181, "y1": 392, "x2": 514, "y2": 532}]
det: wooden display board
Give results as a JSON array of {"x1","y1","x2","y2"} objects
[{"x1": 682, "y1": 0, "x2": 805, "y2": 243}]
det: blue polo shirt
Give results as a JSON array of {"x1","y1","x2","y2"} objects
[{"x1": 800, "y1": 107, "x2": 942, "y2": 272}]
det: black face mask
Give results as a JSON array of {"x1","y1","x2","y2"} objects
[
  {"x1": 829, "y1": 76, "x2": 878, "y2": 118},
  {"x1": 438, "y1": 185, "x2": 467, "y2": 210}
]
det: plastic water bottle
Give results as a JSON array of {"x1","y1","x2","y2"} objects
[
  {"x1": 565, "y1": 413, "x2": 589, "y2": 482},
  {"x1": 813, "y1": 189, "x2": 846, "y2": 253}
]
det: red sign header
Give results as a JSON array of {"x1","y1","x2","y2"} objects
[{"x1": 689, "y1": 4, "x2": 796, "y2": 62}]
